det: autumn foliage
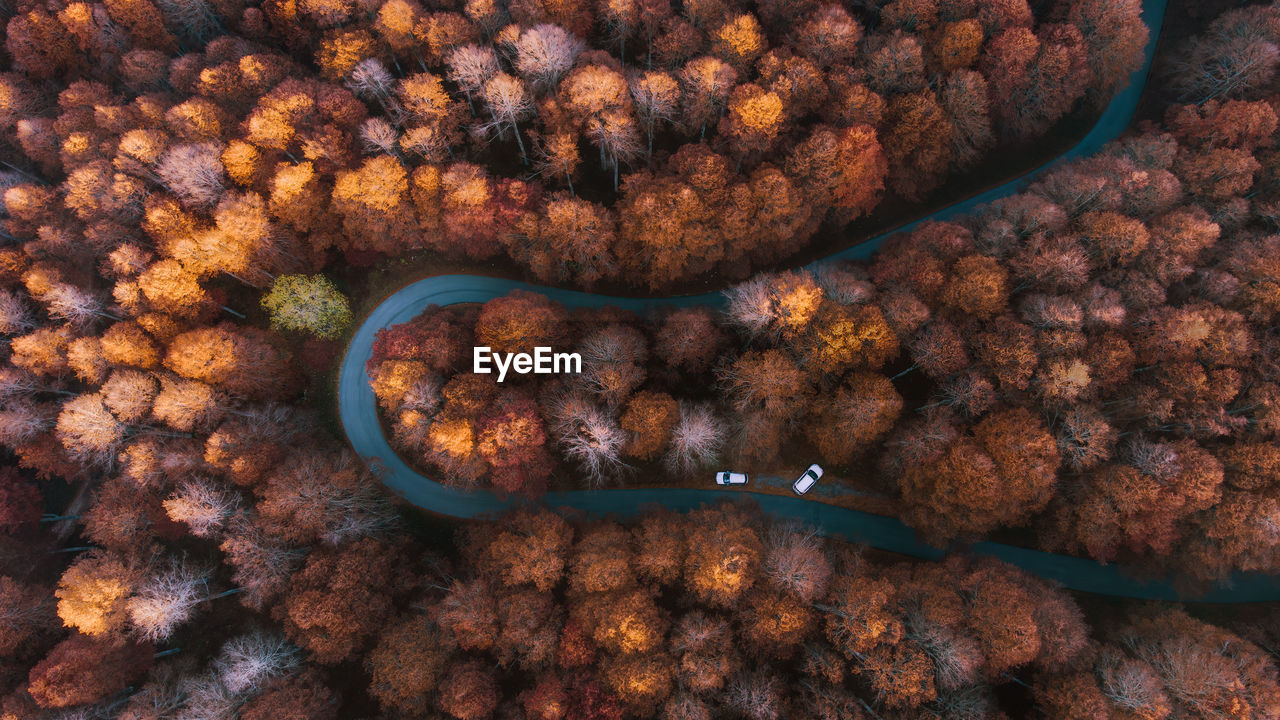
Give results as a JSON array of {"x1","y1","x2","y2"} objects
[
  {"x1": 356, "y1": 11, "x2": 1280, "y2": 584},
  {"x1": 3, "y1": 3, "x2": 1280, "y2": 719},
  {"x1": 371, "y1": 506, "x2": 1278, "y2": 719},
  {"x1": 369, "y1": 268, "x2": 909, "y2": 495},
  {"x1": 0, "y1": 0, "x2": 1146, "y2": 292}
]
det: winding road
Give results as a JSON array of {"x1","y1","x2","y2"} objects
[{"x1": 339, "y1": 0, "x2": 1280, "y2": 602}]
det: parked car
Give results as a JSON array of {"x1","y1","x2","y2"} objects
[
  {"x1": 792, "y1": 464, "x2": 823, "y2": 494},
  {"x1": 716, "y1": 471, "x2": 748, "y2": 485}
]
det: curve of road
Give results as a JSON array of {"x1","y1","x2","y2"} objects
[{"x1": 340, "y1": 0, "x2": 1280, "y2": 602}]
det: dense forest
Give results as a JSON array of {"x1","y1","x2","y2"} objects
[
  {"x1": 1, "y1": 0, "x2": 1280, "y2": 717},
  {"x1": 9, "y1": 504, "x2": 1280, "y2": 719},
  {"x1": 0, "y1": 0, "x2": 1147, "y2": 289},
  {"x1": 371, "y1": 0, "x2": 1280, "y2": 583}
]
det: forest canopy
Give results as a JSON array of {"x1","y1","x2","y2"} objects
[
  {"x1": 3, "y1": 0, "x2": 1280, "y2": 718},
  {"x1": 0, "y1": 0, "x2": 1146, "y2": 288},
  {"x1": 369, "y1": 10, "x2": 1280, "y2": 584}
]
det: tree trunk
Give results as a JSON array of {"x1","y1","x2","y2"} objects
[
  {"x1": 890, "y1": 365, "x2": 918, "y2": 381},
  {"x1": 647, "y1": 119, "x2": 654, "y2": 166},
  {"x1": 1, "y1": 161, "x2": 45, "y2": 184},
  {"x1": 206, "y1": 588, "x2": 244, "y2": 601},
  {"x1": 512, "y1": 121, "x2": 528, "y2": 164},
  {"x1": 52, "y1": 480, "x2": 94, "y2": 542}
]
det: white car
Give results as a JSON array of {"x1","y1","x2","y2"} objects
[
  {"x1": 792, "y1": 464, "x2": 823, "y2": 495},
  {"x1": 716, "y1": 471, "x2": 748, "y2": 485}
]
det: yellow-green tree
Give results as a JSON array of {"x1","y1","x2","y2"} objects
[{"x1": 261, "y1": 274, "x2": 353, "y2": 339}]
